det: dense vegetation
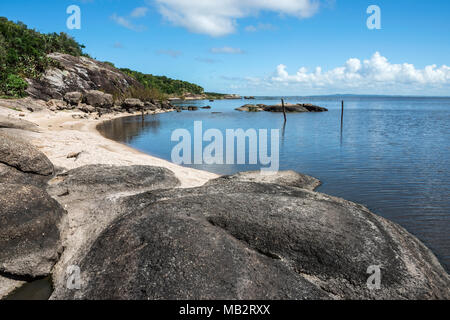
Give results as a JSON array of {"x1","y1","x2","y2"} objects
[
  {"x1": 204, "y1": 92, "x2": 227, "y2": 99},
  {"x1": 0, "y1": 17, "x2": 88, "y2": 98},
  {"x1": 119, "y1": 68, "x2": 204, "y2": 97},
  {"x1": 0, "y1": 17, "x2": 208, "y2": 100}
]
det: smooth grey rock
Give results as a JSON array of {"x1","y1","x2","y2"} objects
[
  {"x1": 0, "y1": 132, "x2": 54, "y2": 176},
  {"x1": 0, "y1": 97, "x2": 46, "y2": 113},
  {"x1": 52, "y1": 179, "x2": 450, "y2": 300},
  {"x1": 213, "y1": 170, "x2": 321, "y2": 191},
  {"x1": 48, "y1": 165, "x2": 180, "y2": 201},
  {"x1": 0, "y1": 115, "x2": 40, "y2": 132},
  {"x1": 48, "y1": 165, "x2": 181, "y2": 299},
  {"x1": 0, "y1": 163, "x2": 49, "y2": 188},
  {"x1": 83, "y1": 90, "x2": 113, "y2": 109},
  {"x1": 122, "y1": 98, "x2": 144, "y2": 110},
  {"x1": 64, "y1": 92, "x2": 83, "y2": 105},
  {"x1": 0, "y1": 184, "x2": 65, "y2": 278}
]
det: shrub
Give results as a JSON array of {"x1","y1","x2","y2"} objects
[
  {"x1": 0, "y1": 17, "x2": 87, "y2": 98},
  {"x1": 4, "y1": 74, "x2": 28, "y2": 97}
]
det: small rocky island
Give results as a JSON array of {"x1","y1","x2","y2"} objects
[{"x1": 236, "y1": 103, "x2": 328, "y2": 113}]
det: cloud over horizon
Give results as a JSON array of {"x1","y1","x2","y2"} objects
[
  {"x1": 269, "y1": 52, "x2": 450, "y2": 92},
  {"x1": 154, "y1": 0, "x2": 320, "y2": 36}
]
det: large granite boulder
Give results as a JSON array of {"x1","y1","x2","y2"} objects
[
  {"x1": 47, "y1": 164, "x2": 181, "y2": 299},
  {"x1": 52, "y1": 175, "x2": 450, "y2": 300},
  {"x1": 64, "y1": 92, "x2": 83, "y2": 105},
  {"x1": 83, "y1": 90, "x2": 113, "y2": 109},
  {"x1": 0, "y1": 132, "x2": 54, "y2": 176},
  {"x1": 122, "y1": 98, "x2": 144, "y2": 110},
  {"x1": 0, "y1": 184, "x2": 65, "y2": 277}
]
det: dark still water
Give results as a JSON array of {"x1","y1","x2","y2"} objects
[{"x1": 98, "y1": 96, "x2": 450, "y2": 272}]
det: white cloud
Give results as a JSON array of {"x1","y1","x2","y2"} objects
[
  {"x1": 154, "y1": 0, "x2": 320, "y2": 36},
  {"x1": 111, "y1": 14, "x2": 146, "y2": 31},
  {"x1": 130, "y1": 7, "x2": 149, "y2": 18},
  {"x1": 211, "y1": 47, "x2": 245, "y2": 54},
  {"x1": 271, "y1": 52, "x2": 450, "y2": 91},
  {"x1": 111, "y1": 7, "x2": 149, "y2": 31}
]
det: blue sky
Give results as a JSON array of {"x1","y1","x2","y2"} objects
[{"x1": 1, "y1": 0, "x2": 449, "y2": 96}]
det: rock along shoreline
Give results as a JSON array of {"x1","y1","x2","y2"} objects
[{"x1": 0, "y1": 98, "x2": 449, "y2": 300}]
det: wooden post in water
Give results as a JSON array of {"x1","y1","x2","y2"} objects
[
  {"x1": 341, "y1": 100, "x2": 344, "y2": 127},
  {"x1": 281, "y1": 98, "x2": 287, "y2": 123}
]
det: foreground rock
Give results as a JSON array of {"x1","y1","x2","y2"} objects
[
  {"x1": 0, "y1": 163, "x2": 50, "y2": 188},
  {"x1": 48, "y1": 164, "x2": 180, "y2": 200},
  {"x1": 236, "y1": 103, "x2": 328, "y2": 113},
  {"x1": 52, "y1": 175, "x2": 450, "y2": 300},
  {"x1": 0, "y1": 132, "x2": 54, "y2": 176},
  {"x1": 0, "y1": 184, "x2": 65, "y2": 278},
  {"x1": 47, "y1": 165, "x2": 181, "y2": 298}
]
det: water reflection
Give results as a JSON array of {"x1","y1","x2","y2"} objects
[{"x1": 98, "y1": 115, "x2": 161, "y2": 144}]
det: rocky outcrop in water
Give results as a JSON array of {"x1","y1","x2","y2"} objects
[
  {"x1": 236, "y1": 103, "x2": 328, "y2": 113},
  {"x1": 51, "y1": 171, "x2": 450, "y2": 300}
]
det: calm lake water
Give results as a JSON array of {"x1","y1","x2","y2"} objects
[{"x1": 98, "y1": 96, "x2": 450, "y2": 272}]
